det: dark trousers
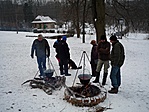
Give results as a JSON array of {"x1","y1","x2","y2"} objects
[
  {"x1": 91, "y1": 60, "x2": 97, "y2": 76},
  {"x1": 59, "y1": 59, "x2": 68, "y2": 75}
]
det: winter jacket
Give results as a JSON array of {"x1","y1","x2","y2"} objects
[
  {"x1": 110, "y1": 40, "x2": 125, "y2": 67},
  {"x1": 31, "y1": 39, "x2": 50, "y2": 58},
  {"x1": 53, "y1": 39, "x2": 61, "y2": 50},
  {"x1": 57, "y1": 40, "x2": 70, "y2": 60},
  {"x1": 91, "y1": 44, "x2": 98, "y2": 62},
  {"x1": 97, "y1": 41, "x2": 110, "y2": 61},
  {"x1": 53, "y1": 39, "x2": 61, "y2": 58}
]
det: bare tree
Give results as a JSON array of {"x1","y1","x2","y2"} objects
[
  {"x1": 82, "y1": 0, "x2": 87, "y2": 43},
  {"x1": 92, "y1": 0, "x2": 106, "y2": 42},
  {"x1": 1, "y1": 0, "x2": 149, "y2": 35},
  {"x1": 63, "y1": 0, "x2": 86, "y2": 38}
]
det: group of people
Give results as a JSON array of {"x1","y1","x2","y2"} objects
[
  {"x1": 90, "y1": 35, "x2": 125, "y2": 94},
  {"x1": 30, "y1": 34, "x2": 125, "y2": 94},
  {"x1": 31, "y1": 34, "x2": 71, "y2": 79}
]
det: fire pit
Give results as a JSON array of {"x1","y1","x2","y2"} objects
[
  {"x1": 64, "y1": 84, "x2": 107, "y2": 107},
  {"x1": 64, "y1": 51, "x2": 107, "y2": 107}
]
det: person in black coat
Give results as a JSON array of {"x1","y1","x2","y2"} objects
[
  {"x1": 90, "y1": 40, "x2": 98, "y2": 77},
  {"x1": 53, "y1": 36, "x2": 62, "y2": 62},
  {"x1": 57, "y1": 36, "x2": 71, "y2": 76}
]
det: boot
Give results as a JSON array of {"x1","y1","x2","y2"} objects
[
  {"x1": 65, "y1": 73, "x2": 71, "y2": 76},
  {"x1": 93, "y1": 72, "x2": 100, "y2": 83},
  {"x1": 108, "y1": 87, "x2": 118, "y2": 94},
  {"x1": 102, "y1": 73, "x2": 108, "y2": 85}
]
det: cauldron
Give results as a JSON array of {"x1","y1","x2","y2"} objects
[
  {"x1": 78, "y1": 74, "x2": 92, "y2": 85},
  {"x1": 44, "y1": 69, "x2": 54, "y2": 78}
]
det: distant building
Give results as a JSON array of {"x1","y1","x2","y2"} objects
[{"x1": 32, "y1": 15, "x2": 56, "y2": 33}]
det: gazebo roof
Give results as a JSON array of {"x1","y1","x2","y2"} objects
[{"x1": 32, "y1": 15, "x2": 56, "y2": 24}]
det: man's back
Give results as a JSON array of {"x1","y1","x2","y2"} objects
[
  {"x1": 97, "y1": 41, "x2": 110, "y2": 61},
  {"x1": 57, "y1": 40, "x2": 70, "y2": 60}
]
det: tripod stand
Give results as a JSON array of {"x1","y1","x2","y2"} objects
[{"x1": 72, "y1": 51, "x2": 91, "y2": 86}]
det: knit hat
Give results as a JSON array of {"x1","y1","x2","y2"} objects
[
  {"x1": 57, "y1": 36, "x2": 62, "y2": 39},
  {"x1": 90, "y1": 40, "x2": 96, "y2": 45},
  {"x1": 62, "y1": 36, "x2": 67, "y2": 41},
  {"x1": 110, "y1": 35, "x2": 117, "y2": 41},
  {"x1": 100, "y1": 35, "x2": 106, "y2": 40},
  {"x1": 38, "y1": 34, "x2": 43, "y2": 38}
]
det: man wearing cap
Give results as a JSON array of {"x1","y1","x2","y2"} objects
[
  {"x1": 31, "y1": 34, "x2": 50, "y2": 78},
  {"x1": 108, "y1": 35, "x2": 125, "y2": 94},
  {"x1": 57, "y1": 36, "x2": 71, "y2": 76},
  {"x1": 93, "y1": 35, "x2": 110, "y2": 86}
]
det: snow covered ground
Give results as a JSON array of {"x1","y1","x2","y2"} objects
[{"x1": 0, "y1": 31, "x2": 149, "y2": 112}]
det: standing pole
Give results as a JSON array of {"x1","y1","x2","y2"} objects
[
  {"x1": 72, "y1": 51, "x2": 84, "y2": 86},
  {"x1": 72, "y1": 51, "x2": 91, "y2": 86}
]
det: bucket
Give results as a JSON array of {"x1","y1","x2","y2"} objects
[{"x1": 44, "y1": 69, "x2": 55, "y2": 78}]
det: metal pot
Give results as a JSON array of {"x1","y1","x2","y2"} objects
[
  {"x1": 78, "y1": 74, "x2": 92, "y2": 85},
  {"x1": 44, "y1": 69, "x2": 54, "y2": 78}
]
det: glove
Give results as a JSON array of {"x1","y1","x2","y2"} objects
[
  {"x1": 90, "y1": 60, "x2": 93, "y2": 64},
  {"x1": 31, "y1": 55, "x2": 34, "y2": 59},
  {"x1": 46, "y1": 55, "x2": 50, "y2": 58}
]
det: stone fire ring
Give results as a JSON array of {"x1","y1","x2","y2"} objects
[{"x1": 64, "y1": 85, "x2": 107, "y2": 107}]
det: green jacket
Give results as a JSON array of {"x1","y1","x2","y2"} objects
[{"x1": 110, "y1": 40, "x2": 125, "y2": 67}]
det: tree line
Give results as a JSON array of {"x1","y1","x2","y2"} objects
[{"x1": 0, "y1": 0, "x2": 149, "y2": 35}]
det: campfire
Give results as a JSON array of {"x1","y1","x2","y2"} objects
[
  {"x1": 22, "y1": 58, "x2": 66, "y2": 95},
  {"x1": 22, "y1": 76, "x2": 66, "y2": 95},
  {"x1": 64, "y1": 84, "x2": 107, "y2": 107},
  {"x1": 64, "y1": 51, "x2": 107, "y2": 107},
  {"x1": 68, "y1": 84, "x2": 101, "y2": 97},
  {"x1": 64, "y1": 73, "x2": 106, "y2": 107}
]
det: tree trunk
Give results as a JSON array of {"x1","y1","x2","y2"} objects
[
  {"x1": 82, "y1": 0, "x2": 87, "y2": 43},
  {"x1": 76, "y1": 22, "x2": 81, "y2": 38},
  {"x1": 75, "y1": 0, "x2": 81, "y2": 38},
  {"x1": 92, "y1": 0, "x2": 106, "y2": 42}
]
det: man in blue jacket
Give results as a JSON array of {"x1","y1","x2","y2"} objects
[{"x1": 31, "y1": 34, "x2": 50, "y2": 78}]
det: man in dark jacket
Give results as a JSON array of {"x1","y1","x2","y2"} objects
[
  {"x1": 93, "y1": 35, "x2": 110, "y2": 86},
  {"x1": 108, "y1": 35, "x2": 125, "y2": 94},
  {"x1": 57, "y1": 36, "x2": 71, "y2": 76},
  {"x1": 31, "y1": 34, "x2": 50, "y2": 78},
  {"x1": 90, "y1": 40, "x2": 98, "y2": 77}
]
